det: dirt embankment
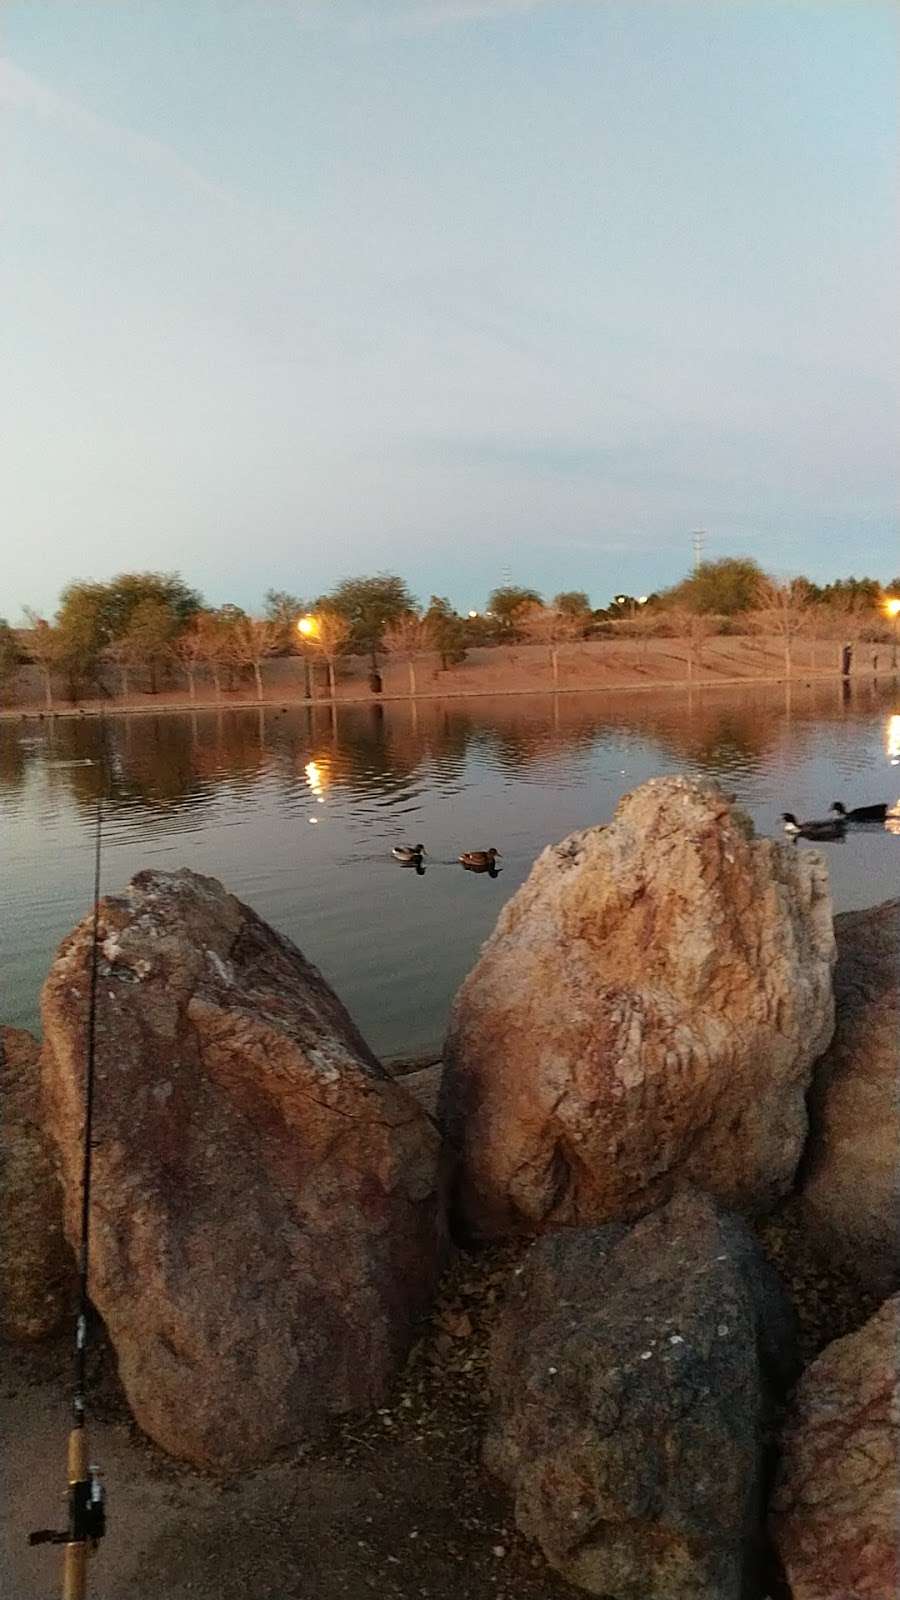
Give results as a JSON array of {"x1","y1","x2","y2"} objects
[{"x1": 3, "y1": 634, "x2": 888, "y2": 720}]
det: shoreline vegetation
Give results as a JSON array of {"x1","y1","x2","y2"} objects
[
  {"x1": 1, "y1": 633, "x2": 894, "y2": 721},
  {"x1": 3, "y1": 562, "x2": 898, "y2": 723}
]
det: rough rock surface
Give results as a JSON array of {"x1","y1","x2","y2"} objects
[
  {"x1": 0, "y1": 1027, "x2": 71, "y2": 1341},
  {"x1": 771, "y1": 1293, "x2": 899, "y2": 1600},
  {"x1": 797, "y1": 899, "x2": 900, "y2": 1299},
  {"x1": 402, "y1": 1062, "x2": 442, "y2": 1120},
  {"x1": 442, "y1": 775, "x2": 835, "y2": 1240},
  {"x1": 40, "y1": 869, "x2": 442, "y2": 1470},
  {"x1": 485, "y1": 1189, "x2": 797, "y2": 1600}
]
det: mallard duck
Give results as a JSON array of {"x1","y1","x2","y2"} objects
[
  {"x1": 459, "y1": 847, "x2": 502, "y2": 869},
  {"x1": 782, "y1": 812, "x2": 846, "y2": 842},
  {"x1": 391, "y1": 843, "x2": 426, "y2": 864},
  {"x1": 830, "y1": 800, "x2": 889, "y2": 823}
]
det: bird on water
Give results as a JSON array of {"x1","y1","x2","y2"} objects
[
  {"x1": 391, "y1": 843, "x2": 426, "y2": 864},
  {"x1": 459, "y1": 847, "x2": 502, "y2": 870},
  {"x1": 781, "y1": 812, "x2": 846, "y2": 842},
  {"x1": 830, "y1": 800, "x2": 890, "y2": 824}
]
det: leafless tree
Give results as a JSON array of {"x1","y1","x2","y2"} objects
[
  {"x1": 306, "y1": 610, "x2": 351, "y2": 704},
  {"x1": 381, "y1": 611, "x2": 434, "y2": 698},
  {"x1": 170, "y1": 622, "x2": 207, "y2": 701},
  {"x1": 228, "y1": 617, "x2": 281, "y2": 703},
  {"x1": 668, "y1": 606, "x2": 716, "y2": 681},
  {"x1": 753, "y1": 576, "x2": 815, "y2": 678},
  {"x1": 519, "y1": 602, "x2": 582, "y2": 689},
  {"x1": 23, "y1": 610, "x2": 58, "y2": 710}
]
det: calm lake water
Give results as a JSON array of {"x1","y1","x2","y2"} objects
[{"x1": 2, "y1": 680, "x2": 899, "y2": 1055}]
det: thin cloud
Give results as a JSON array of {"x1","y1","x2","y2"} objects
[{"x1": 0, "y1": 57, "x2": 234, "y2": 207}]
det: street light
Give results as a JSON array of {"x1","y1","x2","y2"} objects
[{"x1": 296, "y1": 614, "x2": 320, "y2": 698}]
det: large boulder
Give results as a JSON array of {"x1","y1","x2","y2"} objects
[
  {"x1": 0, "y1": 1027, "x2": 71, "y2": 1340},
  {"x1": 40, "y1": 869, "x2": 442, "y2": 1470},
  {"x1": 485, "y1": 1189, "x2": 797, "y2": 1599},
  {"x1": 797, "y1": 899, "x2": 900, "y2": 1298},
  {"x1": 770, "y1": 1293, "x2": 899, "y2": 1600},
  {"x1": 442, "y1": 776, "x2": 835, "y2": 1240}
]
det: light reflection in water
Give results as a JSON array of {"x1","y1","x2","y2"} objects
[{"x1": 886, "y1": 714, "x2": 900, "y2": 765}]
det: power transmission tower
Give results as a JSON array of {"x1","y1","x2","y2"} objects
[{"x1": 692, "y1": 529, "x2": 706, "y2": 572}]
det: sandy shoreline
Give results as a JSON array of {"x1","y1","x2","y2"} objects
[
  {"x1": 4, "y1": 633, "x2": 891, "y2": 722},
  {"x1": 0, "y1": 663, "x2": 885, "y2": 723}
]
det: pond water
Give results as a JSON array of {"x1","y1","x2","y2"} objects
[{"x1": 2, "y1": 679, "x2": 899, "y2": 1055}]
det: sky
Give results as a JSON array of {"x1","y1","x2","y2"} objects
[{"x1": 1, "y1": 0, "x2": 897, "y2": 619}]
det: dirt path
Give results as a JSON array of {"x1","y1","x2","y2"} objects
[{"x1": 1, "y1": 1245, "x2": 577, "y2": 1600}]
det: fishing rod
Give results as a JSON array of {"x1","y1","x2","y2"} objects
[{"x1": 30, "y1": 791, "x2": 107, "y2": 1599}]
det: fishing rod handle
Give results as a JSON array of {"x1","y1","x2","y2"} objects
[
  {"x1": 63, "y1": 1428, "x2": 89, "y2": 1600},
  {"x1": 62, "y1": 1540, "x2": 87, "y2": 1600}
]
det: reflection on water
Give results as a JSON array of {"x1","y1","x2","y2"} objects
[{"x1": 2, "y1": 680, "x2": 899, "y2": 1054}]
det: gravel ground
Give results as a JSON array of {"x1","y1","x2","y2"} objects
[
  {"x1": 2, "y1": 1201, "x2": 878, "y2": 1600},
  {"x1": 1, "y1": 1242, "x2": 578, "y2": 1600}
]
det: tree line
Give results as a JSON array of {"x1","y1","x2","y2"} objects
[{"x1": 1, "y1": 559, "x2": 898, "y2": 709}]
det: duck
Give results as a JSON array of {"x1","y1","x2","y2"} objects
[
  {"x1": 781, "y1": 812, "x2": 846, "y2": 842},
  {"x1": 391, "y1": 843, "x2": 426, "y2": 864},
  {"x1": 830, "y1": 800, "x2": 889, "y2": 824},
  {"x1": 459, "y1": 847, "x2": 502, "y2": 869}
]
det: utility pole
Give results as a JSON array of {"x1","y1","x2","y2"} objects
[{"x1": 692, "y1": 530, "x2": 706, "y2": 573}]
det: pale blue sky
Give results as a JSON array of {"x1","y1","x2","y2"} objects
[{"x1": 2, "y1": 1, "x2": 897, "y2": 618}]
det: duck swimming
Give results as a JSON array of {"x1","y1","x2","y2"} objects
[
  {"x1": 830, "y1": 800, "x2": 889, "y2": 824},
  {"x1": 782, "y1": 812, "x2": 846, "y2": 842},
  {"x1": 391, "y1": 843, "x2": 426, "y2": 864},
  {"x1": 459, "y1": 847, "x2": 502, "y2": 869}
]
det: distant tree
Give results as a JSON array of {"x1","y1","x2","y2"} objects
[
  {"x1": 604, "y1": 595, "x2": 642, "y2": 621},
  {"x1": 325, "y1": 574, "x2": 415, "y2": 667},
  {"x1": 170, "y1": 619, "x2": 208, "y2": 701},
  {"x1": 305, "y1": 609, "x2": 351, "y2": 703},
  {"x1": 0, "y1": 620, "x2": 19, "y2": 704},
  {"x1": 814, "y1": 576, "x2": 881, "y2": 612},
  {"x1": 55, "y1": 587, "x2": 115, "y2": 700},
  {"x1": 58, "y1": 572, "x2": 202, "y2": 649},
  {"x1": 228, "y1": 617, "x2": 281, "y2": 702},
  {"x1": 423, "y1": 595, "x2": 467, "y2": 670},
  {"x1": 23, "y1": 611, "x2": 58, "y2": 710},
  {"x1": 263, "y1": 589, "x2": 305, "y2": 650},
  {"x1": 54, "y1": 585, "x2": 107, "y2": 697},
  {"x1": 519, "y1": 601, "x2": 582, "y2": 689},
  {"x1": 382, "y1": 611, "x2": 434, "y2": 698},
  {"x1": 669, "y1": 606, "x2": 716, "y2": 680},
  {"x1": 753, "y1": 576, "x2": 815, "y2": 677},
  {"x1": 192, "y1": 610, "x2": 233, "y2": 698},
  {"x1": 118, "y1": 600, "x2": 180, "y2": 693},
  {"x1": 667, "y1": 558, "x2": 764, "y2": 617},
  {"x1": 103, "y1": 633, "x2": 141, "y2": 699},
  {"x1": 553, "y1": 590, "x2": 591, "y2": 621},
  {"x1": 486, "y1": 585, "x2": 542, "y2": 636}
]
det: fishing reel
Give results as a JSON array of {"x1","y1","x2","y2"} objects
[{"x1": 29, "y1": 1463, "x2": 106, "y2": 1549}]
